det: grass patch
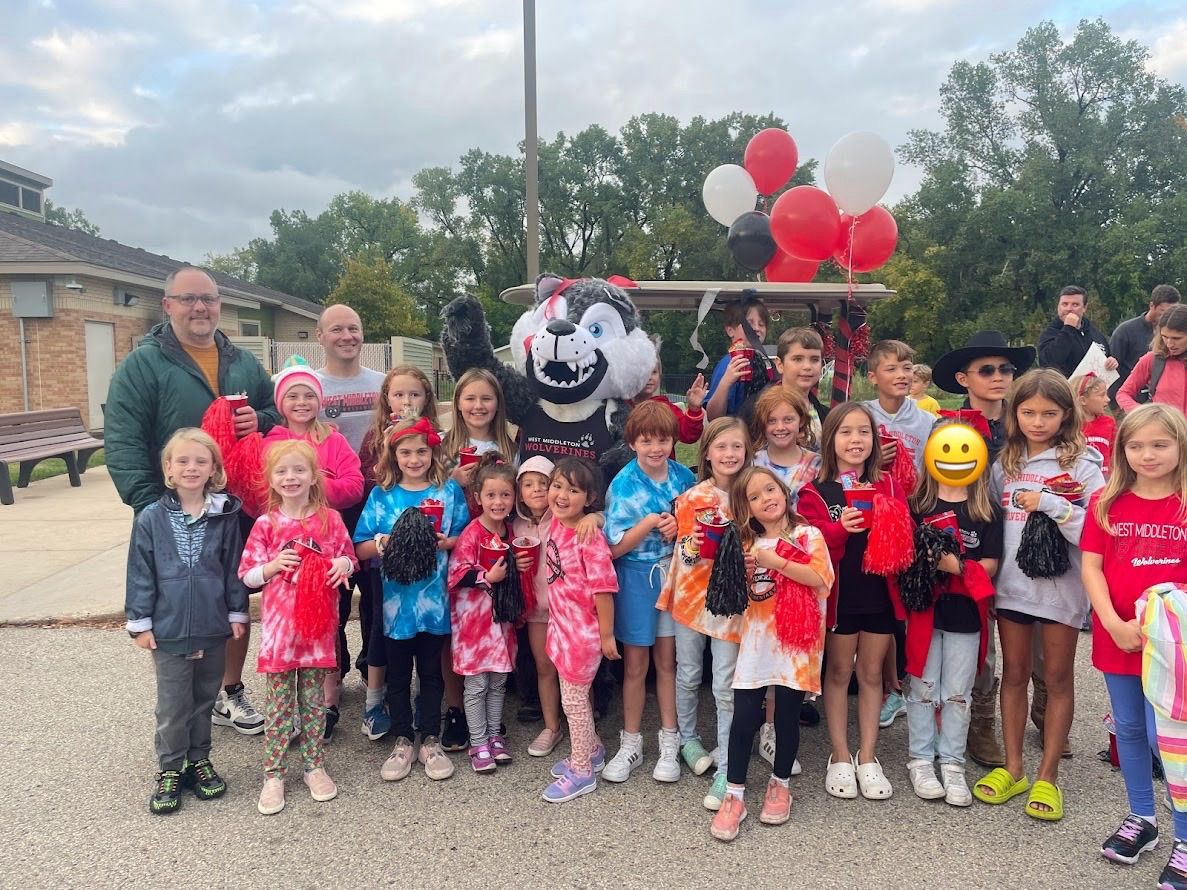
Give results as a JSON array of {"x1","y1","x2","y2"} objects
[{"x1": 6, "y1": 449, "x2": 105, "y2": 485}]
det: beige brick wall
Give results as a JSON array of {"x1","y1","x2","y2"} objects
[{"x1": 273, "y1": 309, "x2": 316, "y2": 342}]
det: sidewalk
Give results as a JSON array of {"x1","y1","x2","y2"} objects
[{"x1": 0, "y1": 466, "x2": 132, "y2": 624}]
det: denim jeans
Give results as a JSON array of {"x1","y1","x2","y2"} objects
[
  {"x1": 906, "y1": 629, "x2": 979, "y2": 765},
  {"x1": 673, "y1": 622, "x2": 738, "y2": 773}
]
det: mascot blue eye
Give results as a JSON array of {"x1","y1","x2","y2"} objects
[{"x1": 588, "y1": 322, "x2": 605, "y2": 338}]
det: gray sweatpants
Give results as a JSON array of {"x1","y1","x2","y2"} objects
[{"x1": 152, "y1": 642, "x2": 227, "y2": 771}]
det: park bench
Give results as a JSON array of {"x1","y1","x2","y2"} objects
[{"x1": 0, "y1": 408, "x2": 104, "y2": 506}]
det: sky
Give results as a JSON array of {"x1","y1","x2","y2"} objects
[{"x1": 2, "y1": 0, "x2": 1185, "y2": 264}]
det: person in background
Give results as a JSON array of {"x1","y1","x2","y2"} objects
[
  {"x1": 633, "y1": 340, "x2": 706, "y2": 454},
  {"x1": 774, "y1": 327, "x2": 830, "y2": 445},
  {"x1": 909, "y1": 364, "x2": 941, "y2": 415},
  {"x1": 863, "y1": 339, "x2": 934, "y2": 476},
  {"x1": 1109, "y1": 284, "x2": 1181, "y2": 396},
  {"x1": 106, "y1": 265, "x2": 279, "y2": 737},
  {"x1": 1038, "y1": 285, "x2": 1117, "y2": 378},
  {"x1": 706, "y1": 297, "x2": 771, "y2": 421},
  {"x1": 1117, "y1": 305, "x2": 1187, "y2": 416},
  {"x1": 1071, "y1": 373, "x2": 1116, "y2": 477}
]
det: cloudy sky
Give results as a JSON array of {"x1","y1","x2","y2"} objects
[{"x1": 3, "y1": 0, "x2": 1185, "y2": 263}]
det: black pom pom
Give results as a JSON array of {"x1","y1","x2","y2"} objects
[
  {"x1": 382, "y1": 508, "x2": 439, "y2": 584},
  {"x1": 705, "y1": 523, "x2": 750, "y2": 617},
  {"x1": 490, "y1": 552, "x2": 524, "y2": 624},
  {"x1": 1017, "y1": 512, "x2": 1071, "y2": 579},
  {"x1": 900, "y1": 524, "x2": 961, "y2": 613}
]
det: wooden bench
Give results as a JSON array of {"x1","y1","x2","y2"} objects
[{"x1": 0, "y1": 409, "x2": 104, "y2": 506}]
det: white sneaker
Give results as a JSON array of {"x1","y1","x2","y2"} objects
[
  {"x1": 652, "y1": 729, "x2": 681, "y2": 783},
  {"x1": 759, "y1": 722, "x2": 776, "y2": 766},
  {"x1": 602, "y1": 730, "x2": 644, "y2": 783},
  {"x1": 907, "y1": 758, "x2": 946, "y2": 800},
  {"x1": 940, "y1": 763, "x2": 972, "y2": 807},
  {"x1": 211, "y1": 684, "x2": 265, "y2": 735}
]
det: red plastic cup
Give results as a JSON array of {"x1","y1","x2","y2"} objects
[
  {"x1": 225, "y1": 393, "x2": 248, "y2": 410},
  {"x1": 479, "y1": 540, "x2": 509, "y2": 571},
  {"x1": 459, "y1": 447, "x2": 481, "y2": 467},
  {"x1": 923, "y1": 510, "x2": 964, "y2": 553},
  {"x1": 511, "y1": 535, "x2": 541, "y2": 577},
  {"x1": 843, "y1": 488, "x2": 876, "y2": 528},
  {"x1": 879, "y1": 432, "x2": 896, "y2": 451},
  {"x1": 696, "y1": 513, "x2": 730, "y2": 560},
  {"x1": 418, "y1": 501, "x2": 445, "y2": 533},
  {"x1": 729, "y1": 346, "x2": 755, "y2": 381}
]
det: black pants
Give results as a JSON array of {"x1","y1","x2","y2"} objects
[
  {"x1": 514, "y1": 625, "x2": 539, "y2": 707},
  {"x1": 384, "y1": 632, "x2": 446, "y2": 744},
  {"x1": 366, "y1": 567, "x2": 387, "y2": 669},
  {"x1": 727, "y1": 686, "x2": 806, "y2": 785}
]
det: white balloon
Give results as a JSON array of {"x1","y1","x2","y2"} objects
[
  {"x1": 824, "y1": 132, "x2": 895, "y2": 217},
  {"x1": 702, "y1": 164, "x2": 758, "y2": 227}
]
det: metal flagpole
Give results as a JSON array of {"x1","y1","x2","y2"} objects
[{"x1": 523, "y1": 0, "x2": 540, "y2": 282}]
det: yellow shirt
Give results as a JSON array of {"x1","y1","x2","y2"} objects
[
  {"x1": 912, "y1": 394, "x2": 941, "y2": 415},
  {"x1": 182, "y1": 342, "x2": 220, "y2": 395}
]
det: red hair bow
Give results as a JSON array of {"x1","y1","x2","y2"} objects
[
  {"x1": 938, "y1": 409, "x2": 991, "y2": 439},
  {"x1": 389, "y1": 417, "x2": 441, "y2": 448}
]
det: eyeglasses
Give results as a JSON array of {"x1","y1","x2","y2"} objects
[
  {"x1": 167, "y1": 293, "x2": 221, "y2": 307},
  {"x1": 973, "y1": 363, "x2": 1016, "y2": 378}
]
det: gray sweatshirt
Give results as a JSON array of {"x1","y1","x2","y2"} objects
[
  {"x1": 314, "y1": 366, "x2": 386, "y2": 453},
  {"x1": 990, "y1": 446, "x2": 1106, "y2": 627},
  {"x1": 864, "y1": 397, "x2": 937, "y2": 472}
]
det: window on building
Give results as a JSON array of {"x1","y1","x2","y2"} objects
[
  {"x1": 0, "y1": 180, "x2": 19, "y2": 209},
  {"x1": 239, "y1": 320, "x2": 261, "y2": 336},
  {"x1": 20, "y1": 188, "x2": 41, "y2": 213}
]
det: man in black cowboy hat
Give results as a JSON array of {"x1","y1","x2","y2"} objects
[
  {"x1": 933, "y1": 330, "x2": 1037, "y2": 769},
  {"x1": 933, "y1": 331, "x2": 1036, "y2": 462}
]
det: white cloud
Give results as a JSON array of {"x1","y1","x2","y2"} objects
[{"x1": 1149, "y1": 19, "x2": 1187, "y2": 78}]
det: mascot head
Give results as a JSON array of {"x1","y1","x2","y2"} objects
[{"x1": 510, "y1": 274, "x2": 656, "y2": 406}]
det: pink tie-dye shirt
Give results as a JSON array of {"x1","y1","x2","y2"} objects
[
  {"x1": 239, "y1": 508, "x2": 358, "y2": 673},
  {"x1": 542, "y1": 518, "x2": 618, "y2": 685},
  {"x1": 447, "y1": 518, "x2": 518, "y2": 676}
]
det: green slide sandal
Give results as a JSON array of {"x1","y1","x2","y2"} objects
[
  {"x1": 972, "y1": 768, "x2": 1030, "y2": 805},
  {"x1": 1025, "y1": 780, "x2": 1064, "y2": 822}
]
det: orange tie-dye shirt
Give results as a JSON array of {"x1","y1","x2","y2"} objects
[{"x1": 657, "y1": 479, "x2": 742, "y2": 644}]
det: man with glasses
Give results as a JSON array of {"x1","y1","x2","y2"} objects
[
  {"x1": 932, "y1": 331, "x2": 1036, "y2": 769},
  {"x1": 106, "y1": 265, "x2": 280, "y2": 735},
  {"x1": 1038, "y1": 285, "x2": 1118, "y2": 378}
]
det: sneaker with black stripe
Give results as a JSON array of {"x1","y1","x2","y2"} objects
[
  {"x1": 182, "y1": 759, "x2": 227, "y2": 800},
  {"x1": 150, "y1": 770, "x2": 183, "y2": 815}
]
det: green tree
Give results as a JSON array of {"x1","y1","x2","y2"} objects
[
  {"x1": 327, "y1": 256, "x2": 427, "y2": 340},
  {"x1": 204, "y1": 246, "x2": 257, "y2": 280},
  {"x1": 894, "y1": 18, "x2": 1187, "y2": 356},
  {"x1": 44, "y1": 200, "x2": 99, "y2": 236}
]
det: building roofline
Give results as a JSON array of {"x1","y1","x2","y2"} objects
[{"x1": 0, "y1": 161, "x2": 53, "y2": 188}]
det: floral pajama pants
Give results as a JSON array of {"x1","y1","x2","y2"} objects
[
  {"x1": 263, "y1": 668, "x2": 329, "y2": 778},
  {"x1": 559, "y1": 678, "x2": 601, "y2": 775}
]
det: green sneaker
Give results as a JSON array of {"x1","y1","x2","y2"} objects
[
  {"x1": 182, "y1": 759, "x2": 228, "y2": 800},
  {"x1": 703, "y1": 772, "x2": 728, "y2": 811},
  {"x1": 681, "y1": 739, "x2": 714, "y2": 776},
  {"x1": 150, "y1": 770, "x2": 183, "y2": 815}
]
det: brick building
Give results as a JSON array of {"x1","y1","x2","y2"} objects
[{"x1": 0, "y1": 161, "x2": 322, "y2": 430}]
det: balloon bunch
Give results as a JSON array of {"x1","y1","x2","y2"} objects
[{"x1": 701, "y1": 129, "x2": 899, "y2": 280}]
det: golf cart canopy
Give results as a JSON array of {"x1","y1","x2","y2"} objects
[{"x1": 500, "y1": 280, "x2": 894, "y2": 316}]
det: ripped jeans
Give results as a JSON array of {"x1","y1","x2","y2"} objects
[{"x1": 906, "y1": 629, "x2": 979, "y2": 766}]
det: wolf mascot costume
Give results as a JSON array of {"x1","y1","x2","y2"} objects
[{"x1": 441, "y1": 274, "x2": 655, "y2": 471}]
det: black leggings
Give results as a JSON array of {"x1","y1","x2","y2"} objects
[
  {"x1": 727, "y1": 686, "x2": 806, "y2": 785},
  {"x1": 384, "y1": 632, "x2": 446, "y2": 744}
]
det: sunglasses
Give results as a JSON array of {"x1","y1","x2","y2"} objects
[{"x1": 972, "y1": 362, "x2": 1017, "y2": 378}]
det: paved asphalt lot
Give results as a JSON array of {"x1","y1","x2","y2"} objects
[{"x1": 0, "y1": 624, "x2": 1165, "y2": 889}]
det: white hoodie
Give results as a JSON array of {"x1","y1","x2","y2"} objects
[{"x1": 990, "y1": 446, "x2": 1106, "y2": 627}]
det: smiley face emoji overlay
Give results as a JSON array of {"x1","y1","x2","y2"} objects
[{"x1": 923, "y1": 423, "x2": 989, "y2": 487}]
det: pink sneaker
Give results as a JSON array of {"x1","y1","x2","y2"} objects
[
  {"x1": 488, "y1": 735, "x2": 513, "y2": 764},
  {"x1": 469, "y1": 743, "x2": 496, "y2": 773},
  {"x1": 759, "y1": 777, "x2": 792, "y2": 825},
  {"x1": 303, "y1": 768, "x2": 337, "y2": 802},
  {"x1": 710, "y1": 794, "x2": 748, "y2": 842},
  {"x1": 528, "y1": 726, "x2": 565, "y2": 757}
]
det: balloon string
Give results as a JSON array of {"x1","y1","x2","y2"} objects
[{"x1": 845, "y1": 216, "x2": 857, "y2": 306}]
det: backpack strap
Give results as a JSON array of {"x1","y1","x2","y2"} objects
[{"x1": 1150, "y1": 355, "x2": 1167, "y2": 400}]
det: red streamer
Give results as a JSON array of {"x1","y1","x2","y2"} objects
[
  {"x1": 293, "y1": 551, "x2": 337, "y2": 643},
  {"x1": 200, "y1": 397, "x2": 237, "y2": 461},
  {"x1": 863, "y1": 493, "x2": 915, "y2": 576},
  {"x1": 773, "y1": 539, "x2": 823, "y2": 653},
  {"x1": 225, "y1": 431, "x2": 267, "y2": 515}
]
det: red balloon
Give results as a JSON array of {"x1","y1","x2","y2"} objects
[
  {"x1": 833, "y1": 206, "x2": 898, "y2": 274},
  {"x1": 743, "y1": 128, "x2": 799, "y2": 195},
  {"x1": 764, "y1": 249, "x2": 818, "y2": 283},
  {"x1": 770, "y1": 186, "x2": 841, "y2": 262}
]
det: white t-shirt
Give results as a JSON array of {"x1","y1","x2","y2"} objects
[{"x1": 314, "y1": 367, "x2": 386, "y2": 454}]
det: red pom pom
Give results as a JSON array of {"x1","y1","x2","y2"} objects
[
  {"x1": 887, "y1": 435, "x2": 917, "y2": 496},
  {"x1": 225, "y1": 432, "x2": 267, "y2": 514},
  {"x1": 772, "y1": 539, "x2": 823, "y2": 653},
  {"x1": 863, "y1": 493, "x2": 915, "y2": 576},
  {"x1": 811, "y1": 321, "x2": 836, "y2": 362},
  {"x1": 520, "y1": 576, "x2": 537, "y2": 620},
  {"x1": 850, "y1": 323, "x2": 871, "y2": 362},
  {"x1": 293, "y1": 551, "x2": 337, "y2": 643},
  {"x1": 200, "y1": 397, "x2": 237, "y2": 461}
]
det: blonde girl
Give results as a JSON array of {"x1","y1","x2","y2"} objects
[
  {"x1": 658, "y1": 416, "x2": 751, "y2": 812},
  {"x1": 1081, "y1": 405, "x2": 1187, "y2": 876},
  {"x1": 238, "y1": 440, "x2": 358, "y2": 815},
  {"x1": 974, "y1": 369, "x2": 1105, "y2": 821},
  {"x1": 1071, "y1": 372, "x2": 1116, "y2": 476}
]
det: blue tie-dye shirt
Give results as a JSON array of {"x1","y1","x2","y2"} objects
[
  {"x1": 353, "y1": 479, "x2": 470, "y2": 640},
  {"x1": 604, "y1": 459, "x2": 696, "y2": 563}
]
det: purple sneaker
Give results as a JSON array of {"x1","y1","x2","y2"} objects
[
  {"x1": 550, "y1": 743, "x2": 605, "y2": 778},
  {"x1": 488, "y1": 735, "x2": 512, "y2": 764},
  {"x1": 542, "y1": 768, "x2": 596, "y2": 803},
  {"x1": 468, "y1": 743, "x2": 496, "y2": 773}
]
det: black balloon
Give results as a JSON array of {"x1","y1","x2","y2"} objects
[{"x1": 727, "y1": 210, "x2": 777, "y2": 272}]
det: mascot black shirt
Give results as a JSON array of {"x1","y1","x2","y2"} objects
[{"x1": 518, "y1": 401, "x2": 614, "y2": 464}]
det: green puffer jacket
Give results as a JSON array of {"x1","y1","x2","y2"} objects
[{"x1": 105, "y1": 322, "x2": 281, "y2": 512}]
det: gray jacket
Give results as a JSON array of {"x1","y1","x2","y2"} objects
[
  {"x1": 990, "y1": 447, "x2": 1106, "y2": 627},
  {"x1": 1110, "y1": 315, "x2": 1154, "y2": 387},
  {"x1": 125, "y1": 492, "x2": 250, "y2": 655}
]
